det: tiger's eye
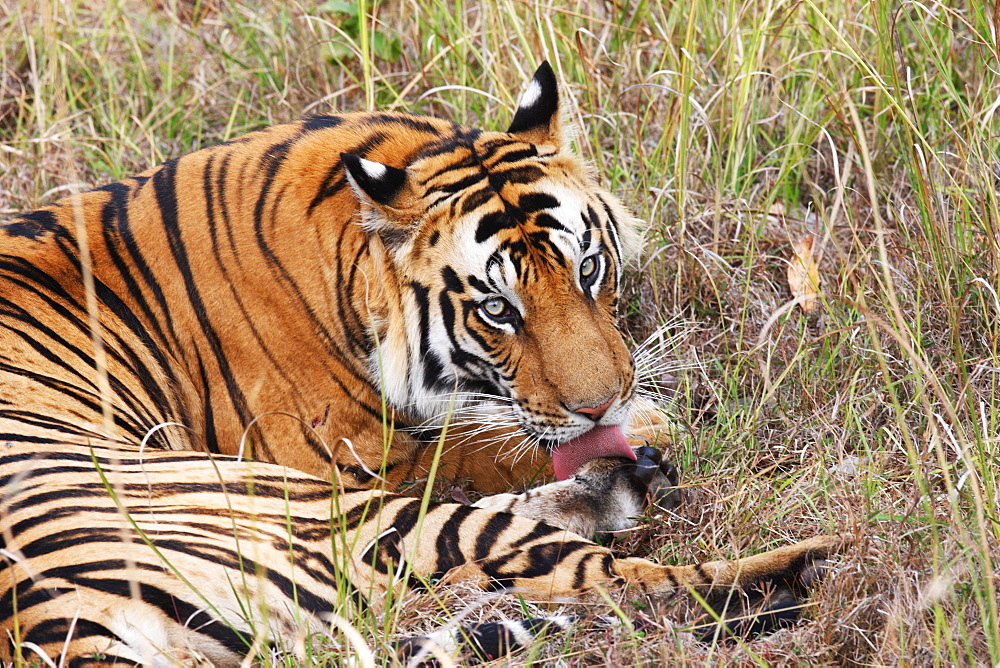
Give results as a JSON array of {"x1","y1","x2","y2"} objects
[
  {"x1": 482, "y1": 297, "x2": 508, "y2": 317},
  {"x1": 580, "y1": 256, "x2": 597, "y2": 278}
]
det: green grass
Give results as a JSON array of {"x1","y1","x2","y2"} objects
[{"x1": 2, "y1": 0, "x2": 999, "y2": 664}]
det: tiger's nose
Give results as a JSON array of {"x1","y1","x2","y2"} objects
[{"x1": 570, "y1": 393, "x2": 618, "y2": 422}]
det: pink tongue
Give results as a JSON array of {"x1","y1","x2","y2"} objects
[{"x1": 552, "y1": 425, "x2": 636, "y2": 480}]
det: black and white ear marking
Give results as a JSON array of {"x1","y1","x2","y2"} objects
[
  {"x1": 341, "y1": 153, "x2": 407, "y2": 207},
  {"x1": 507, "y1": 61, "x2": 559, "y2": 137}
]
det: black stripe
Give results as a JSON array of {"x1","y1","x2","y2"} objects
[
  {"x1": 194, "y1": 348, "x2": 219, "y2": 454},
  {"x1": 22, "y1": 617, "x2": 122, "y2": 648},
  {"x1": 153, "y1": 157, "x2": 253, "y2": 428},
  {"x1": 490, "y1": 145, "x2": 538, "y2": 166},
  {"x1": 216, "y1": 152, "x2": 241, "y2": 263},
  {"x1": 508, "y1": 522, "x2": 561, "y2": 550},
  {"x1": 534, "y1": 212, "x2": 569, "y2": 233},
  {"x1": 102, "y1": 176, "x2": 186, "y2": 353},
  {"x1": 436, "y1": 172, "x2": 487, "y2": 195},
  {"x1": 252, "y1": 138, "x2": 297, "y2": 267},
  {"x1": 459, "y1": 186, "x2": 494, "y2": 215},
  {"x1": 596, "y1": 197, "x2": 623, "y2": 264},
  {"x1": 3, "y1": 209, "x2": 63, "y2": 240},
  {"x1": 474, "y1": 512, "x2": 515, "y2": 561},
  {"x1": 0, "y1": 410, "x2": 108, "y2": 441},
  {"x1": 482, "y1": 539, "x2": 592, "y2": 591},
  {"x1": 573, "y1": 550, "x2": 600, "y2": 590},
  {"x1": 432, "y1": 504, "x2": 475, "y2": 578},
  {"x1": 366, "y1": 113, "x2": 440, "y2": 134},
  {"x1": 410, "y1": 281, "x2": 444, "y2": 390},
  {"x1": 98, "y1": 179, "x2": 181, "y2": 357},
  {"x1": 518, "y1": 192, "x2": 559, "y2": 214},
  {"x1": 491, "y1": 165, "x2": 546, "y2": 187},
  {"x1": 302, "y1": 115, "x2": 344, "y2": 133},
  {"x1": 475, "y1": 211, "x2": 516, "y2": 243},
  {"x1": 466, "y1": 275, "x2": 492, "y2": 295}
]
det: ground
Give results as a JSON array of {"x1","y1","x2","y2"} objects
[{"x1": 1, "y1": 0, "x2": 998, "y2": 664}]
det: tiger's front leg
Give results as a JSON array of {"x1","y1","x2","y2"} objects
[{"x1": 383, "y1": 505, "x2": 852, "y2": 641}]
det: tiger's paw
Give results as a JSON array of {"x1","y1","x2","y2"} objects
[
  {"x1": 632, "y1": 444, "x2": 681, "y2": 512},
  {"x1": 472, "y1": 448, "x2": 681, "y2": 538}
]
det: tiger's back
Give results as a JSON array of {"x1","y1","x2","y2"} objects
[{"x1": 2, "y1": 113, "x2": 461, "y2": 478}]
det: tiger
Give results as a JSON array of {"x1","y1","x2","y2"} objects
[{"x1": 0, "y1": 62, "x2": 851, "y2": 665}]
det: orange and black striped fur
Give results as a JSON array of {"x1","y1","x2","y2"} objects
[{"x1": 1, "y1": 63, "x2": 849, "y2": 664}]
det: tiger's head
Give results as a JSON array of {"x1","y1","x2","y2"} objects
[{"x1": 343, "y1": 63, "x2": 641, "y2": 480}]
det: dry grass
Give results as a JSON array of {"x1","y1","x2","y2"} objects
[{"x1": 2, "y1": 0, "x2": 999, "y2": 664}]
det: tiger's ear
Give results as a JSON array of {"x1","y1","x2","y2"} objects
[
  {"x1": 342, "y1": 153, "x2": 418, "y2": 245},
  {"x1": 341, "y1": 153, "x2": 410, "y2": 207},
  {"x1": 507, "y1": 61, "x2": 562, "y2": 146}
]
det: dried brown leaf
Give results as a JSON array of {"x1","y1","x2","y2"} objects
[{"x1": 787, "y1": 235, "x2": 821, "y2": 312}]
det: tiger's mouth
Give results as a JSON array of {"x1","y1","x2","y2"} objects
[{"x1": 549, "y1": 425, "x2": 636, "y2": 480}]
